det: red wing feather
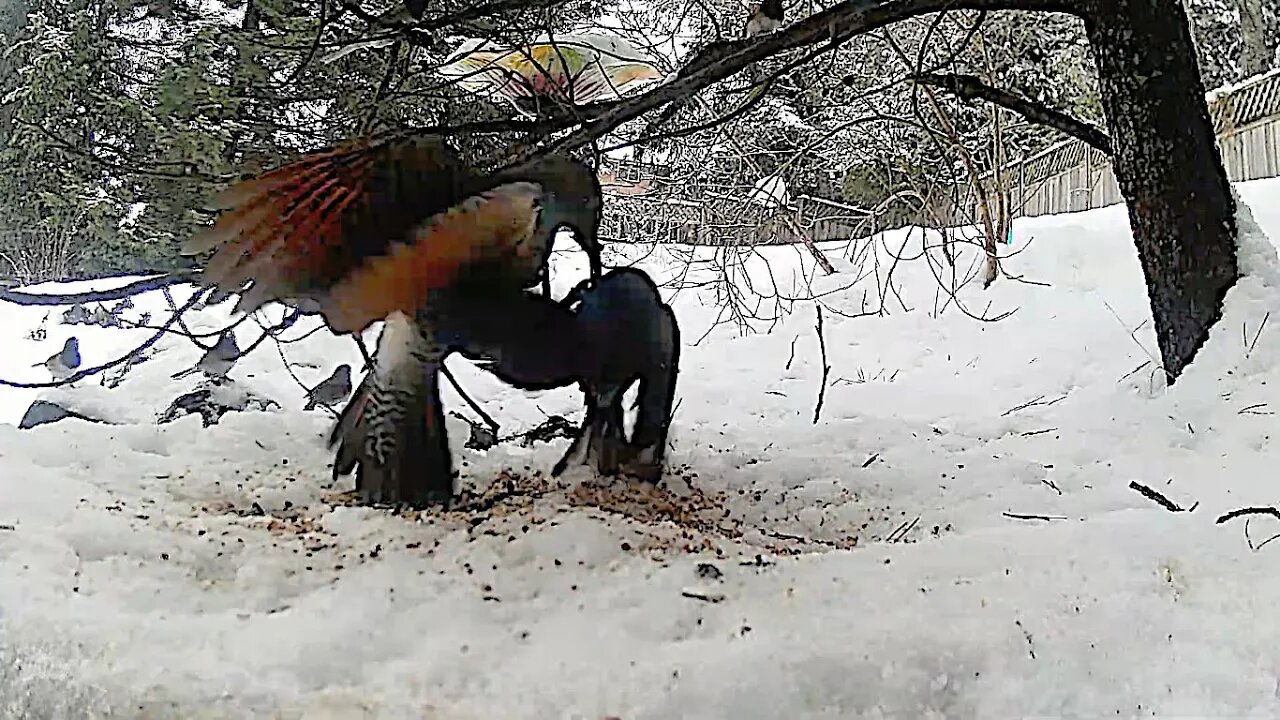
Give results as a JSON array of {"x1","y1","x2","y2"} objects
[{"x1": 183, "y1": 136, "x2": 470, "y2": 322}]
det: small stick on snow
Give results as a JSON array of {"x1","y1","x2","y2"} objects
[
  {"x1": 886, "y1": 515, "x2": 920, "y2": 543},
  {"x1": 1020, "y1": 427, "x2": 1057, "y2": 437},
  {"x1": 1216, "y1": 507, "x2": 1280, "y2": 524},
  {"x1": 1002, "y1": 512, "x2": 1067, "y2": 522},
  {"x1": 1246, "y1": 311, "x2": 1270, "y2": 357},
  {"x1": 812, "y1": 305, "x2": 830, "y2": 425},
  {"x1": 0, "y1": 524, "x2": 14, "y2": 531},
  {"x1": 1128, "y1": 481, "x2": 1186, "y2": 512},
  {"x1": 1118, "y1": 360, "x2": 1151, "y2": 384},
  {"x1": 681, "y1": 588, "x2": 726, "y2": 604},
  {"x1": 1001, "y1": 394, "x2": 1065, "y2": 417}
]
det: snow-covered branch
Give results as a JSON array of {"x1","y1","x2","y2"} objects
[{"x1": 909, "y1": 72, "x2": 1112, "y2": 153}]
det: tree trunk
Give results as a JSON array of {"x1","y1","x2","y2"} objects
[
  {"x1": 1083, "y1": 0, "x2": 1239, "y2": 384},
  {"x1": 1238, "y1": 0, "x2": 1270, "y2": 77},
  {"x1": 222, "y1": 0, "x2": 262, "y2": 168}
]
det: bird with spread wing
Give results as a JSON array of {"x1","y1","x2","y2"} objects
[{"x1": 183, "y1": 134, "x2": 605, "y2": 506}]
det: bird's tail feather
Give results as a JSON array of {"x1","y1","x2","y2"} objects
[{"x1": 327, "y1": 313, "x2": 454, "y2": 506}]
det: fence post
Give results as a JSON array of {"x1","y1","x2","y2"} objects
[{"x1": 1083, "y1": 144, "x2": 1092, "y2": 211}]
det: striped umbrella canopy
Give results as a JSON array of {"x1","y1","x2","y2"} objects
[{"x1": 437, "y1": 34, "x2": 664, "y2": 105}]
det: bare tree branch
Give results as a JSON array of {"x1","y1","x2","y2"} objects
[
  {"x1": 0, "y1": 271, "x2": 201, "y2": 306},
  {"x1": 909, "y1": 72, "x2": 1112, "y2": 153},
  {"x1": 533, "y1": 0, "x2": 1084, "y2": 158}
]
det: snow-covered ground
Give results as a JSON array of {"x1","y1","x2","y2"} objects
[{"x1": 5, "y1": 180, "x2": 1280, "y2": 718}]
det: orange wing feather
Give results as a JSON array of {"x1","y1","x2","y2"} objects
[{"x1": 320, "y1": 182, "x2": 543, "y2": 334}]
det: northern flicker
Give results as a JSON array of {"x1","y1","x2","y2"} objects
[{"x1": 183, "y1": 134, "x2": 606, "y2": 505}]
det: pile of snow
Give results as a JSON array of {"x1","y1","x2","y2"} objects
[{"x1": 5, "y1": 180, "x2": 1280, "y2": 717}]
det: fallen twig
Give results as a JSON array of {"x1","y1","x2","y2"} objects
[
  {"x1": 885, "y1": 515, "x2": 920, "y2": 543},
  {"x1": 1216, "y1": 506, "x2": 1280, "y2": 524},
  {"x1": 1020, "y1": 427, "x2": 1057, "y2": 437},
  {"x1": 1128, "y1": 480, "x2": 1186, "y2": 512},
  {"x1": 812, "y1": 305, "x2": 830, "y2": 424},
  {"x1": 681, "y1": 588, "x2": 726, "y2": 603},
  {"x1": 1245, "y1": 311, "x2": 1270, "y2": 357},
  {"x1": 1014, "y1": 619, "x2": 1037, "y2": 660},
  {"x1": 1000, "y1": 394, "x2": 1066, "y2": 417},
  {"x1": 1002, "y1": 512, "x2": 1067, "y2": 522}
]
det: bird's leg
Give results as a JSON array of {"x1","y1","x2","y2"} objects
[
  {"x1": 615, "y1": 304, "x2": 680, "y2": 483},
  {"x1": 551, "y1": 384, "x2": 608, "y2": 477},
  {"x1": 551, "y1": 382, "x2": 631, "y2": 478}
]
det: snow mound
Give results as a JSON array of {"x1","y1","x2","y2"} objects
[{"x1": 5, "y1": 183, "x2": 1280, "y2": 717}]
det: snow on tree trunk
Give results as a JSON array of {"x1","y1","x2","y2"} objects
[
  {"x1": 1238, "y1": 0, "x2": 1270, "y2": 76},
  {"x1": 1083, "y1": 0, "x2": 1239, "y2": 383}
]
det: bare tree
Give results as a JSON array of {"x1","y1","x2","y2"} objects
[
  {"x1": 1239, "y1": 0, "x2": 1271, "y2": 76},
  {"x1": 520, "y1": 0, "x2": 1237, "y2": 382}
]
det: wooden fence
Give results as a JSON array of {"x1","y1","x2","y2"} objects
[
  {"x1": 598, "y1": 69, "x2": 1280, "y2": 243},
  {"x1": 955, "y1": 68, "x2": 1280, "y2": 224},
  {"x1": 598, "y1": 154, "x2": 872, "y2": 245}
]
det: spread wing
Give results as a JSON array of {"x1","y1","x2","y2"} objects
[{"x1": 182, "y1": 135, "x2": 480, "y2": 328}]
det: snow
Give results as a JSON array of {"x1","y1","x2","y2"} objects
[
  {"x1": 6, "y1": 180, "x2": 1280, "y2": 717},
  {"x1": 745, "y1": 175, "x2": 790, "y2": 209}
]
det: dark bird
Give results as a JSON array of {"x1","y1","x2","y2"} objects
[
  {"x1": 304, "y1": 364, "x2": 354, "y2": 411},
  {"x1": 329, "y1": 267, "x2": 680, "y2": 506},
  {"x1": 744, "y1": 0, "x2": 784, "y2": 38},
  {"x1": 61, "y1": 303, "x2": 91, "y2": 325},
  {"x1": 553, "y1": 267, "x2": 680, "y2": 482},
  {"x1": 171, "y1": 330, "x2": 241, "y2": 381},
  {"x1": 34, "y1": 337, "x2": 81, "y2": 382},
  {"x1": 183, "y1": 134, "x2": 605, "y2": 505}
]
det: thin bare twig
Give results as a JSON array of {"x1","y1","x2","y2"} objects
[
  {"x1": 1002, "y1": 511, "x2": 1067, "y2": 521},
  {"x1": 1128, "y1": 480, "x2": 1187, "y2": 512},
  {"x1": 812, "y1": 304, "x2": 830, "y2": 424},
  {"x1": 1216, "y1": 507, "x2": 1280, "y2": 524}
]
